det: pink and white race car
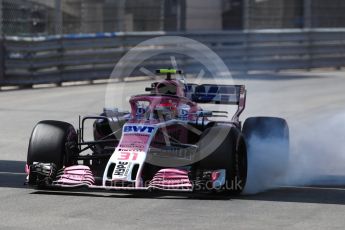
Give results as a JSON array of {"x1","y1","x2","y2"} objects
[{"x1": 25, "y1": 69, "x2": 289, "y2": 195}]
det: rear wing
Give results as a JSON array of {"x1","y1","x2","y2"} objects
[
  {"x1": 185, "y1": 84, "x2": 246, "y2": 121},
  {"x1": 185, "y1": 84, "x2": 245, "y2": 104}
]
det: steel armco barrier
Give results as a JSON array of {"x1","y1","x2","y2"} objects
[{"x1": 1, "y1": 29, "x2": 345, "y2": 86}]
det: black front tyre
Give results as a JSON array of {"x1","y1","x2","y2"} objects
[
  {"x1": 197, "y1": 125, "x2": 247, "y2": 195},
  {"x1": 27, "y1": 120, "x2": 77, "y2": 170}
]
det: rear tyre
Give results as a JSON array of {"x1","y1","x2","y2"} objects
[
  {"x1": 243, "y1": 117, "x2": 289, "y2": 193},
  {"x1": 27, "y1": 120, "x2": 77, "y2": 170},
  {"x1": 197, "y1": 125, "x2": 247, "y2": 195}
]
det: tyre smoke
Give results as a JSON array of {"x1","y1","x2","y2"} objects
[{"x1": 244, "y1": 112, "x2": 345, "y2": 194}]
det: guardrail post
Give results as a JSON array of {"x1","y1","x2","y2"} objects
[
  {"x1": 306, "y1": 29, "x2": 312, "y2": 71},
  {"x1": 244, "y1": 30, "x2": 249, "y2": 74},
  {"x1": 57, "y1": 36, "x2": 64, "y2": 86},
  {"x1": 24, "y1": 41, "x2": 34, "y2": 89}
]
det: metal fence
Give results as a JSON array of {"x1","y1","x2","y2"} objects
[
  {"x1": 3, "y1": 0, "x2": 345, "y2": 36},
  {"x1": 1, "y1": 29, "x2": 345, "y2": 86}
]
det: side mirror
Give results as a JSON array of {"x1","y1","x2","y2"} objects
[
  {"x1": 145, "y1": 87, "x2": 154, "y2": 92},
  {"x1": 196, "y1": 110, "x2": 213, "y2": 117}
]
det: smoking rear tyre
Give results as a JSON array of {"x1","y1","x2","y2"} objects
[
  {"x1": 197, "y1": 125, "x2": 247, "y2": 195},
  {"x1": 27, "y1": 120, "x2": 77, "y2": 170},
  {"x1": 243, "y1": 117, "x2": 289, "y2": 141},
  {"x1": 243, "y1": 117, "x2": 289, "y2": 192}
]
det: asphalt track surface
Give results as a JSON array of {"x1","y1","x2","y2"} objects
[{"x1": 1, "y1": 70, "x2": 345, "y2": 229}]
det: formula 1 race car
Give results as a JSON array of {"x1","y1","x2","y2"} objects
[{"x1": 25, "y1": 69, "x2": 289, "y2": 195}]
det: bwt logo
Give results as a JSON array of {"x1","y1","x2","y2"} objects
[{"x1": 124, "y1": 125, "x2": 155, "y2": 133}]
